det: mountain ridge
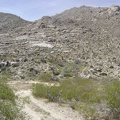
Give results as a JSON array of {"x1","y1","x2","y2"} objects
[
  {"x1": 0, "y1": 5, "x2": 120, "y2": 80},
  {"x1": 0, "y1": 12, "x2": 31, "y2": 33}
]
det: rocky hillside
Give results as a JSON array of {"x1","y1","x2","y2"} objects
[
  {"x1": 1, "y1": 5, "x2": 120, "y2": 80},
  {"x1": 0, "y1": 12, "x2": 31, "y2": 33}
]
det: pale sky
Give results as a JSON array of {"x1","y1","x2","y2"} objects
[{"x1": 0, "y1": 0, "x2": 120, "y2": 21}]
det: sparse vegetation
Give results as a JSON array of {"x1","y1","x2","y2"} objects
[
  {"x1": 0, "y1": 82, "x2": 15, "y2": 103},
  {"x1": 37, "y1": 73, "x2": 52, "y2": 82},
  {"x1": 63, "y1": 72, "x2": 73, "y2": 77},
  {"x1": 32, "y1": 77, "x2": 120, "y2": 119},
  {"x1": 105, "y1": 80, "x2": 120, "y2": 119},
  {"x1": 33, "y1": 78, "x2": 101, "y2": 102},
  {"x1": 0, "y1": 73, "x2": 24, "y2": 120},
  {"x1": 32, "y1": 78, "x2": 104, "y2": 118}
]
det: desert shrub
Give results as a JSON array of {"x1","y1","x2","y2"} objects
[
  {"x1": 57, "y1": 62, "x2": 64, "y2": 67},
  {"x1": 0, "y1": 76, "x2": 24, "y2": 120},
  {"x1": 74, "y1": 102, "x2": 97, "y2": 119},
  {"x1": 33, "y1": 78, "x2": 101, "y2": 103},
  {"x1": 60, "y1": 78, "x2": 102, "y2": 103},
  {"x1": 53, "y1": 70, "x2": 60, "y2": 76},
  {"x1": 105, "y1": 80, "x2": 120, "y2": 119},
  {"x1": 0, "y1": 101, "x2": 24, "y2": 120},
  {"x1": 32, "y1": 77, "x2": 120, "y2": 119},
  {"x1": 32, "y1": 84, "x2": 48, "y2": 98},
  {"x1": 32, "y1": 77, "x2": 105, "y2": 119},
  {"x1": 32, "y1": 84, "x2": 61, "y2": 102},
  {"x1": 37, "y1": 73, "x2": 52, "y2": 82},
  {"x1": 0, "y1": 68, "x2": 14, "y2": 82},
  {"x1": 0, "y1": 83, "x2": 15, "y2": 103},
  {"x1": 63, "y1": 72, "x2": 73, "y2": 77}
]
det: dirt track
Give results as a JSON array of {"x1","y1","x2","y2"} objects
[{"x1": 8, "y1": 80, "x2": 83, "y2": 120}]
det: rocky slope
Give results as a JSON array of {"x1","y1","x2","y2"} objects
[
  {"x1": 1, "y1": 5, "x2": 120, "y2": 80},
  {"x1": 0, "y1": 12, "x2": 31, "y2": 33}
]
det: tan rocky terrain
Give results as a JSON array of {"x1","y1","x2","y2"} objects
[
  {"x1": 1, "y1": 5, "x2": 120, "y2": 80},
  {"x1": 0, "y1": 5, "x2": 120, "y2": 119}
]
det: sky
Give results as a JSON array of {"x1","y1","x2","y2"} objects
[{"x1": 0, "y1": 0, "x2": 120, "y2": 21}]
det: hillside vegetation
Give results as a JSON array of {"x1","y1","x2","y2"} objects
[
  {"x1": 0, "y1": 71, "x2": 24, "y2": 120},
  {"x1": 33, "y1": 77, "x2": 120, "y2": 119}
]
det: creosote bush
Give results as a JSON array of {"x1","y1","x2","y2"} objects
[
  {"x1": 105, "y1": 80, "x2": 120, "y2": 119},
  {"x1": 0, "y1": 83, "x2": 15, "y2": 103},
  {"x1": 33, "y1": 78, "x2": 102, "y2": 103},
  {"x1": 37, "y1": 73, "x2": 52, "y2": 82},
  {"x1": 0, "y1": 73, "x2": 24, "y2": 120},
  {"x1": 33, "y1": 77, "x2": 120, "y2": 119}
]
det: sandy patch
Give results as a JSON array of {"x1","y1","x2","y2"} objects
[{"x1": 29, "y1": 41, "x2": 53, "y2": 48}]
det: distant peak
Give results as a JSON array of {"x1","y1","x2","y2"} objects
[{"x1": 109, "y1": 5, "x2": 120, "y2": 12}]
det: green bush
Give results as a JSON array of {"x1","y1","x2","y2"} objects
[
  {"x1": 32, "y1": 85, "x2": 61, "y2": 102},
  {"x1": 0, "y1": 76, "x2": 24, "y2": 120},
  {"x1": 32, "y1": 76, "x2": 120, "y2": 119},
  {"x1": 105, "y1": 80, "x2": 120, "y2": 119},
  {"x1": 0, "y1": 83, "x2": 15, "y2": 103},
  {"x1": 63, "y1": 72, "x2": 73, "y2": 77},
  {"x1": 33, "y1": 78, "x2": 101, "y2": 103},
  {"x1": 37, "y1": 73, "x2": 52, "y2": 82},
  {"x1": 0, "y1": 101, "x2": 24, "y2": 120}
]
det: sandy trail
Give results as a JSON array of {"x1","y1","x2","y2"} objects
[{"x1": 8, "y1": 80, "x2": 83, "y2": 120}]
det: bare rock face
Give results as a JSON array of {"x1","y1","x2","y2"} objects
[{"x1": 1, "y1": 6, "x2": 120, "y2": 80}]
